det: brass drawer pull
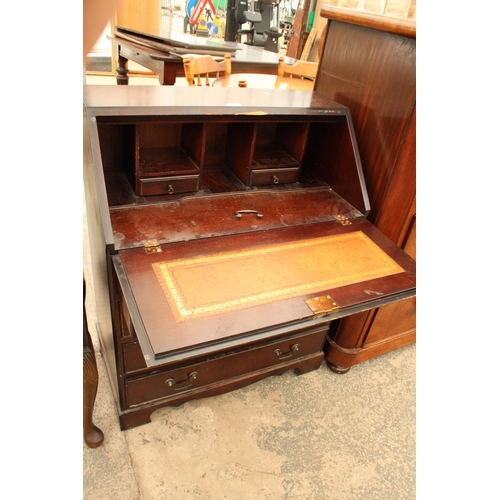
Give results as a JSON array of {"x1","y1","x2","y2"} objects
[
  {"x1": 167, "y1": 185, "x2": 175, "y2": 194},
  {"x1": 165, "y1": 371, "x2": 198, "y2": 391},
  {"x1": 235, "y1": 210, "x2": 263, "y2": 219},
  {"x1": 273, "y1": 344, "x2": 299, "y2": 360},
  {"x1": 272, "y1": 175, "x2": 279, "y2": 184}
]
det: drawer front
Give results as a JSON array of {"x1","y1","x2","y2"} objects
[
  {"x1": 138, "y1": 175, "x2": 199, "y2": 196},
  {"x1": 125, "y1": 325, "x2": 328, "y2": 407},
  {"x1": 249, "y1": 167, "x2": 299, "y2": 186}
]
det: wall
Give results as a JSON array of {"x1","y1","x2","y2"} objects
[{"x1": 116, "y1": 0, "x2": 162, "y2": 33}]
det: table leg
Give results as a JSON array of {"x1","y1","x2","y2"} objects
[
  {"x1": 83, "y1": 280, "x2": 104, "y2": 448},
  {"x1": 158, "y1": 63, "x2": 178, "y2": 85},
  {"x1": 116, "y1": 54, "x2": 129, "y2": 85}
]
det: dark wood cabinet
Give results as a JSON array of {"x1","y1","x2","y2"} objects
[
  {"x1": 314, "y1": 8, "x2": 416, "y2": 372},
  {"x1": 83, "y1": 86, "x2": 415, "y2": 429}
]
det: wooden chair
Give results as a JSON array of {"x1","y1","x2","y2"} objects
[
  {"x1": 183, "y1": 54, "x2": 232, "y2": 86},
  {"x1": 277, "y1": 57, "x2": 318, "y2": 81}
]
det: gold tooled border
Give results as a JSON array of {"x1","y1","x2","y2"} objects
[{"x1": 152, "y1": 232, "x2": 403, "y2": 321}]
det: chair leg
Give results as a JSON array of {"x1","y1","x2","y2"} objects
[{"x1": 83, "y1": 279, "x2": 104, "y2": 448}]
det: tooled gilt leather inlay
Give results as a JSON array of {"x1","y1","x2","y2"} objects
[{"x1": 152, "y1": 231, "x2": 404, "y2": 321}]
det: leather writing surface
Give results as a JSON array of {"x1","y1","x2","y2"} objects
[
  {"x1": 153, "y1": 231, "x2": 404, "y2": 321},
  {"x1": 118, "y1": 219, "x2": 416, "y2": 357}
]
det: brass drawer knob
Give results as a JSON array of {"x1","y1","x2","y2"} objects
[
  {"x1": 272, "y1": 175, "x2": 279, "y2": 184},
  {"x1": 273, "y1": 344, "x2": 299, "y2": 360},
  {"x1": 167, "y1": 184, "x2": 175, "y2": 194},
  {"x1": 165, "y1": 371, "x2": 198, "y2": 391}
]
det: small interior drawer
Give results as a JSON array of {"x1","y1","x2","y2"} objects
[
  {"x1": 124, "y1": 325, "x2": 328, "y2": 407},
  {"x1": 138, "y1": 175, "x2": 200, "y2": 196},
  {"x1": 249, "y1": 167, "x2": 300, "y2": 186}
]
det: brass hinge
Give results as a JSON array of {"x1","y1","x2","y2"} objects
[
  {"x1": 305, "y1": 295, "x2": 340, "y2": 317},
  {"x1": 142, "y1": 239, "x2": 162, "y2": 253},
  {"x1": 334, "y1": 214, "x2": 352, "y2": 226}
]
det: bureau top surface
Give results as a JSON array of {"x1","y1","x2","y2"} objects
[{"x1": 83, "y1": 86, "x2": 349, "y2": 117}]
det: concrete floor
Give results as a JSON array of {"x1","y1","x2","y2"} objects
[
  {"x1": 83, "y1": 327, "x2": 415, "y2": 500},
  {"x1": 83, "y1": 74, "x2": 416, "y2": 499}
]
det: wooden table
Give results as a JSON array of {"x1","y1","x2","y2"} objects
[
  {"x1": 213, "y1": 73, "x2": 314, "y2": 90},
  {"x1": 109, "y1": 29, "x2": 297, "y2": 86}
]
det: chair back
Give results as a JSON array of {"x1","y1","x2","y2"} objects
[
  {"x1": 183, "y1": 54, "x2": 232, "y2": 86},
  {"x1": 277, "y1": 57, "x2": 318, "y2": 80},
  {"x1": 235, "y1": 0, "x2": 249, "y2": 24}
]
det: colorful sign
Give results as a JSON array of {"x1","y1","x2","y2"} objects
[{"x1": 190, "y1": 0, "x2": 216, "y2": 24}]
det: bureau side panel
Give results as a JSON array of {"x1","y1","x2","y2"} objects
[{"x1": 83, "y1": 106, "x2": 119, "y2": 400}]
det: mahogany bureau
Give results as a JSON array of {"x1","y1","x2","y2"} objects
[{"x1": 83, "y1": 86, "x2": 416, "y2": 430}]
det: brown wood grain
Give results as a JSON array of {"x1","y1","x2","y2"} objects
[
  {"x1": 316, "y1": 8, "x2": 416, "y2": 370},
  {"x1": 108, "y1": 189, "x2": 362, "y2": 250},
  {"x1": 320, "y1": 5, "x2": 416, "y2": 38},
  {"x1": 315, "y1": 13, "x2": 415, "y2": 236}
]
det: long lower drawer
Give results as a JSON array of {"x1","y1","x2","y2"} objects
[{"x1": 125, "y1": 324, "x2": 328, "y2": 407}]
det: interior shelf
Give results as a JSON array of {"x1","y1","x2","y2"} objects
[{"x1": 138, "y1": 147, "x2": 200, "y2": 177}]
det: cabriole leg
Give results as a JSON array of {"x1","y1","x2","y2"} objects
[{"x1": 83, "y1": 280, "x2": 104, "y2": 448}]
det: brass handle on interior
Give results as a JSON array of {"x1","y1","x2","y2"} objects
[
  {"x1": 165, "y1": 372, "x2": 198, "y2": 391},
  {"x1": 167, "y1": 185, "x2": 174, "y2": 194},
  {"x1": 273, "y1": 344, "x2": 299, "y2": 360},
  {"x1": 235, "y1": 210, "x2": 263, "y2": 219},
  {"x1": 272, "y1": 175, "x2": 279, "y2": 184}
]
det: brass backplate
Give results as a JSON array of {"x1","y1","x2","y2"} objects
[{"x1": 305, "y1": 295, "x2": 340, "y2": 316}]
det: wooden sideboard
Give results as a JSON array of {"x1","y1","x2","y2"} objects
[
  {"x1": 314, "y1": 7, "x2": 416, "y2": 373},
  {"x1": 83, "y1": 86, "x2": 415, "y2": 429}
]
